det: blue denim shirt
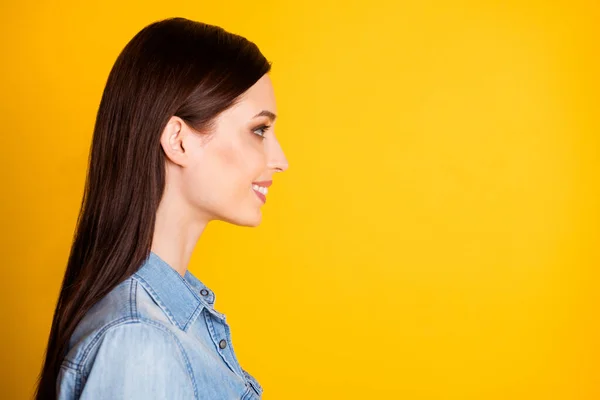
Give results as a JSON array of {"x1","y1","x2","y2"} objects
[{"x1": 56, "y1": 251, "x2": 263, "y2": 399}]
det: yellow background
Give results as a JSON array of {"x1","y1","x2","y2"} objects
[{"x1": 1, "y1": 0, "x2": 598, "y2": 399}]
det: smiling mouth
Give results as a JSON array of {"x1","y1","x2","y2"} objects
[
  {"x1": 251, "y1": 184, "x2": 268, "y2": 203},
  {"x1": 251, "y1": 183, "x2": 269, "y2": 195}
]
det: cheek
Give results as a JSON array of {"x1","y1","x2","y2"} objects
[
  {"x1": 195, "y1": 140, "x2": 265, "y2": 205},
  {"x1": 181, "y1": 138, "x2": 267, "y2": 211},
  {"x1": 215, "y1": 140, "x2": 265, "y2": 182}
]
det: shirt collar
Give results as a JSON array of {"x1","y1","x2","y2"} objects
[{"x1": 133, "y1": 251, "x2": 226, "y2": 330}]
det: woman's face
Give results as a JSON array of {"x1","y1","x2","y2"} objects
[{"x1": 162, "y1": 73, "x2": 288, "y2": 227}]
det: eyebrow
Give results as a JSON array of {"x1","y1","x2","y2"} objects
[{"x1": 253, "y1": 110, "x2": 277, "y2": 122}]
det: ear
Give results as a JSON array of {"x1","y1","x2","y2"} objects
[{"x1": 160, "y1": 116, "x2": 188, "y2": 167}]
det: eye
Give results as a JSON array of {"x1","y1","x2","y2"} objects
[{"x1": 252, "y1": 124, "x2": 271, "y2": 139}]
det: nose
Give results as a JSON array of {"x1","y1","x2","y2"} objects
[{"x1": 267, "y1": 136, "x2": 289, "y2": 173}]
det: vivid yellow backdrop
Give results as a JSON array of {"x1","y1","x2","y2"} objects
[{"x1": 1, "y1": 0, "x2": 598, "y2": 399}]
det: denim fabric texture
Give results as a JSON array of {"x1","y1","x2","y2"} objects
[{"x1": 56, "y1": 251, "x2": 263, "y2": 399}]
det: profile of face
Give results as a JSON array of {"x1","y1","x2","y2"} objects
[{"x1": 159, "y1": 73, "x2": 289, "y2": 227}]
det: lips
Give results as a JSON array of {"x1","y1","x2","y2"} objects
[
  {"x1": 253, "y1": 187, "x2": 267, "y2": 203},
  {"x1": 252, "y1": 180, "x2": 272, "y2": 187}
]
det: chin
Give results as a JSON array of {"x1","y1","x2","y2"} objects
[{"x1": 219, "y1": 209, "x2": 262, "y2": 227}]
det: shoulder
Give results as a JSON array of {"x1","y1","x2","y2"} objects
[
  {"x1": 64, "y1": 276, "x2": 180, "y2": 367},
  {"x1": 82, "y1": 320, "x2": 193, "y2": 373},
  {"x1": 60, "y1": 319, "x2": 198, "y2": 399}
]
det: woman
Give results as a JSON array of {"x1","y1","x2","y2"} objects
[{"x1": 34, "y1": 17, "x2": 288, "y2": 400}]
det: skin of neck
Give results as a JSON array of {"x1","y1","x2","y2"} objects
[{"x1": 150, "y1": 177, "x2": 210, "y2": 277}]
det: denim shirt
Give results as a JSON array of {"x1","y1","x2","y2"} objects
[{"x1": 56, "y1": 251, "x2": 263, "y2": 399}]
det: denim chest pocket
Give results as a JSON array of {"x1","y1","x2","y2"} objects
[
  {"x1": 242, "y1": 369, "x2": 263, "y2": 399},
  {"x1": 241, "y1": 385, "x2": 260, "y2": 400}
]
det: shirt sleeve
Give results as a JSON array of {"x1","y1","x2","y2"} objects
[{"x1": 78, "y1": 321, "x2": 197, "y2": 399}]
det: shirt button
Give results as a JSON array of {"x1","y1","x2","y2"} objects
[
  {"x1": 219, "y1": 339, "x2": 227, "y2": 349},
  {"x1": 200, "y1": 289, "x2": 209, "y2": 296}
]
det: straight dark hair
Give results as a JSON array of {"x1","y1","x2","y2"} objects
[{"x1": 34, "y1": 17, "x2": 272, "y2": 399}]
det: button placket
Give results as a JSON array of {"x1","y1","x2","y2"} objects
[
  {"x1": 197, "y1": 287, "x2": 227, "y2": 321},
  {"x1": 204, "y1": 309, "x2": 244, "y2": 378}
]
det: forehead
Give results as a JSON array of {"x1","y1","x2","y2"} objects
[{"x1": 227, "y1": 74, "x2": 277, "y2": 121}]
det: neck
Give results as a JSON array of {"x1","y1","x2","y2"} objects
[{"x1": 151, "y1": 185, "x2": 209, "y2": 277}]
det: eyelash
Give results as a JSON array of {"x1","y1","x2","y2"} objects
[{"x1": 252, "y1": 124, "x2": 271, "y2": 139}]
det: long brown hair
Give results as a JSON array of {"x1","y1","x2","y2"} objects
[{"x1": 34, "y1": 17, "x2": 272, "y2": 399}]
